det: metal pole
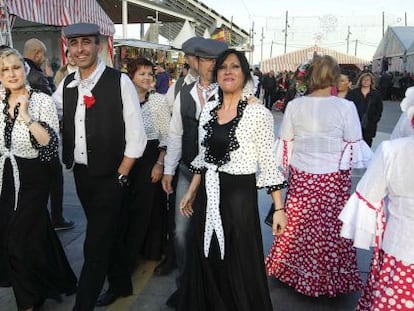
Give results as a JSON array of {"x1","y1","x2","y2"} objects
[
  {"x1": 354, "y1": 39, "x2": 358, "y2": 56},
  {"x1": 284, "y1": 11, "x2": 288, "y2": 54},
  {"x1": 122, "y1": 0, "x2": 128, "y2": 39},
  {"x1": 382, "y1": 11, "x2": 385, "y2": 37},
  {"x1": 260, "y1": 27, "x2": 264, "y2": 63},
  {"x1": 249, "y1": 21, "x2": 254, "y2": 65},
  {"x1": 405, "y1": 12, "x2": 407, "y2": 26},
  {"x1": 270, "y1": 40, "x2": 273, "y2": 58},
  {"x1": 346, "y1": 26, "x2": 351, "y2": 54}
]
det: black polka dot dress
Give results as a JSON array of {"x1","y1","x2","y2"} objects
[
  {"x1": 0, "y1": 89, "x2": 77, "y2": 309},
  {"x1": 179, "y1": 98, "x2": 287, "y2": 311}
]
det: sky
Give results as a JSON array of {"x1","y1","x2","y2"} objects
[{"x1": 115, "y1": 0, "x2": 414, "y2": 65}]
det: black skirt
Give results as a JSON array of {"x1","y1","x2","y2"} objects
[
  {"x1": 124, "y1": 140, "x2": 167, "y2": 267},
  {"x1": 0, "y1": 156, "x2": 77, "y2": 309},
  {"x1": 178, "y1": 172, "x2": 273, "y2": 311}
]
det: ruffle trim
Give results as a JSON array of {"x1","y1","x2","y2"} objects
[
  {"x1": 265, "y1": 180, "x2": 288, "y2": 193},
  {"x1": 189, "y1": 164, "x2": 205, "y2": 174},
  {"x1": 29, "y1": 121, "x2": 59, "y2": 162},
  {"x1": 201, "y1": 99, "x2": 248, "y2": 168}
]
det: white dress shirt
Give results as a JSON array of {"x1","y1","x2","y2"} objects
[
  {"x1": 163, "y1": 79, "x2": 216, "y2": 175},
  {"x1": 276, "y1": 96, "x2": 373, "y2": 174},
  {"x1": 52, "y1": 59, "x2": 147, "y2": 165}
]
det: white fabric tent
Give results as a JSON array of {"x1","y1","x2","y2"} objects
[
  {"x1": 372, "y1": 26, "x2": 414, "y2": 73},
  {"x1": 406, "y1": 41, "x2": 414, "y2": 73},
  {"x1": 171, "y1": 20, "x2": 196, "y2": 49}
]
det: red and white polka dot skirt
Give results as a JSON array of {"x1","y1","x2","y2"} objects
[
  {"x1": 266, "y1": 166, "x2": 362, "y2": 297},
  {"x1": 357, "y1": 249, "x2": 414, "y2": 311}
]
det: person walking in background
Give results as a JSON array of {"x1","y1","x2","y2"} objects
[
  {"x1": 54, "y1": 49, "x2": 78, "y2": 87},
  {"x1": 262, "y1": 69, "x2": 277, "y2": 109},
  {"x1": 161, "y1": 38, "x2": 228, "y2": 308},
  {"x1": 339, "y1": 87, "x2": 414, "y2": 310},
  {"x1": 346, "y1": 72, "x2": 383, "y2": 147},
  {"x1": 337, "y1": 72, "x2": 352, "y2": 98},
  {"x1": 155, "y1": 63, "x2": 170, "y2": 94},
  {"x1": 178, "y1": 49, "x2": 287, "y2": 311},
  {"x1": 0, "y1": 47, "x2": 76, "y2": 311},
  {"x1": 23, "y1": 38, "x2": 75, "y2": 230},
  {"x1": 53, "y1": 23, "x2": 147, "y2": 311},
  {"x1": 122, "y1": 57, "x2": 170, "y2": 270},
  {"x1": 266, "y1": 55, "x2": 372, "y2": 297}
]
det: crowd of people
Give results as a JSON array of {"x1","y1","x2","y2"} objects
[{"x1": 0, "y1": 21, "x2": 413, "y2": 311}]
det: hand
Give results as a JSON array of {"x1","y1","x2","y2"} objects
[
  {"x1": 180, "y1": 190, "x2": 196, "y2": 217},
  {"x1": 44, "y1": 59, "x2": 53, "y2": 77},
  {"x1": 272, "y1": 209, "x2": 287, "y2": 236},
  {"x1": 162, "y1": 174, "x2": 174, "y2": 194},
  {"x1": 16, "y1": 95, "x2": 30, "y2": 121},
  {"x1": 151, "y1": 163, "x2": 163, "y2": 183}
]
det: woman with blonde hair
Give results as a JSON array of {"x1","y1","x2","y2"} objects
[
  {"x1": 266, "y1": 55, "x2": 372, "y2": 297},
  {"x1": 346, "y1": 72, "x2": 383, "y2": 146},
  {"x1": 0, "y1": 48, "x2": 76, "y2": 311}
]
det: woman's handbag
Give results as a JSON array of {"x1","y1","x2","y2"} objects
[{"x1": 264, "y1": 203, "x2": 275, "y2": 227}]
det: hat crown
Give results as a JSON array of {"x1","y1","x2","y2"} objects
[{"x1": 64, "y1": 23, "x2": 100, "y2": 39}]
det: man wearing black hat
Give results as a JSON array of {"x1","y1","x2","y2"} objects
[
  {"x1": 53, "y1": 23, "x2": 147, "y2": 310},
  {"x1": 155, "y1": 36, "x2": 202, "y2": 277},
  {"x1": 161, "y1": 37, "x2": 228, "y2": 307}
]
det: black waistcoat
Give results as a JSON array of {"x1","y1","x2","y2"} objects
[
  {"x1": 180, "y1": 81, "x2": 199, "y2": 167},
  {"x1": 62, "y1": 67, "x2": 125, "y2": 176}
]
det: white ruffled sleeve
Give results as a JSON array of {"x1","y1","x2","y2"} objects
[
  {"x1": 339, "y1": 101, "x2": 373, "y2": 169},
  {"x1": 339, "y1": 142, "x2": 388, "y2": 249},
  {"x1": 274, "y1": 101, "x2": 295, "y2": 176}
]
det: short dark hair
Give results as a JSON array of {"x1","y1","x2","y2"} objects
[
  {"x1": 213, "y1": 49, "x2": 251, "y2": 86},
  {"x1": 127, "y1": 57, "x2": 154, "y2": 79}
]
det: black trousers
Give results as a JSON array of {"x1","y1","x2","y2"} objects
[{"x1": 73, "y1": 164, "x2": 132, "y2": 311}]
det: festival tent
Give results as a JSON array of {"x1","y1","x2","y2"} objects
[
  {"x1": 372, "y1": 26, "x2": 414, "y2": 73},
  {"x1": 260, "y1": 46, "x2": 369, "y2": 73},
  {"x1": 171, "y1": 19, "x2": 196, "y2": 49},
  {"x1": 3, "y1": 0, "x2": 115, "y2": 66},
  {"x1": 406, "y1": 41, "x2": 414, "y2": 73}
]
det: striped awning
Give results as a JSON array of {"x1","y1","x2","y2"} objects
[
  {"x1": 260, "y1": 46, "x2": 369, "y2": 73},
  {"x1": 5, "y1": 0, "x2": 115, "y2": 36}
]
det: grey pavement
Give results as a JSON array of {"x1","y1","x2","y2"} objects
[{"x1": 0, "y1": 101, "x2": 402, "y2": 311}]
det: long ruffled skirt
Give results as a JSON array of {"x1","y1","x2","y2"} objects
[{"x1": 266, "y1": 166, "x2": 362, "y2": 297}]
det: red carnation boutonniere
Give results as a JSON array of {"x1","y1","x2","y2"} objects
[{"x1": 83, "y1": 95, "x2": 96, "y2": 109}]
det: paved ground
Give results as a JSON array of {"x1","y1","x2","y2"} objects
[{"x1": 0, "y1": 100, "x2": 402, "y2": 311}]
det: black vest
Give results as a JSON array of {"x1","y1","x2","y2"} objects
[
  {"x1": 180, "y1": 81, "x2": 199, "y2": 167},
  {"x1": 62, "y1": 67, "x2": 125, "y2": 176}
]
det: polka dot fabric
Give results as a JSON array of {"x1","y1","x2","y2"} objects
[
  {"x1": 266, "y1": 166, "x2": 362, "y2": 297},
  {"x1": 357, "y1": 250, "x2": 414, "y2": 311}
]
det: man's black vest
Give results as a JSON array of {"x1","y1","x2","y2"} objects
[
  {"x1": 62, "y1": 67, "x2": 125, "y2": 176},
  {"x1": 180, "y1": 81, "x2": 199, "y2": 167}
]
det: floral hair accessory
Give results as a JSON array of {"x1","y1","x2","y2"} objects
[
  {"x1": 294, "y1": 58, "x2": 313, "y2": 97},
  {"x1": 83, "y1": 95, "x2": 96, "y2": 109}
]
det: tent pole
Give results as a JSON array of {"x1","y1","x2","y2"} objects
[{"x1": 122, "y1": 0, "x2": 128, "y2": 39}]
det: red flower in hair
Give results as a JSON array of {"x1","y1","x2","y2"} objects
[
  {"x1": 83, "y1": 95, "x2": 96, "y2": 109},
  {"x1": 411, "y1": 115, "x2": 414, "y2": 128}
]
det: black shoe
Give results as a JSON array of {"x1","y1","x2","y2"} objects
[
  {"x1": 166, "y1": 290, "x2": 179, "y2": 308},
  {"x1": 53, "y1": 219, "x2": 75, "y2": 231},
  {"x1": 154, "y1": 256, "x2": 177, "y2": 276},
  {"x1": 95, "y1": 290, "x2": 130, "y2": 307}
]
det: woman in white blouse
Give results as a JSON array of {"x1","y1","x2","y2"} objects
[
  {"x1": 0, "y1": 48, "x2": 76, "y2": 310},
  {"x1": 178, "y1": 49, "x2": 287, "y2": 310},
  {"x1": 339, "y1": 89, "x2": 414, "y2": 310},
  {"x1": 123, "y1": 57, "x2": 170, "y2": 268},
  {"x1": 266, "y1": 55, "x2": 372, "y2": 297}
]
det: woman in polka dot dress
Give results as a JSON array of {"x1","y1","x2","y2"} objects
[
  {"x1": 340, "y1": 87, "x2": 414, "y2": 310},
  {"x1": 0, "y1": 48, "x2": 76, "y2": 310},
  {"x1": 266, "y1": 55, "x2": 373, "y2": 297},
  {"x1": 178, "y1": 49, "x2": 287, "y2": 310}
]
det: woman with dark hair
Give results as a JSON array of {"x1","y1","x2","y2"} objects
[
  {"x1": 178, "y1": 49, "x2": 287, "y2": 310},
  {"x1": 266, "y1": 55, "x2": 372, "y2": 297},
  {"x1": 124, "y1": 57, "x2": 170, "y2": 267},
  {"x1": 337, "y1": 72, "x2": 352, "y2": 98},
  {"x1": 346, "y1": 72, "x2": 383, "y2": 146},
  {"x1": 0, "y1": 48, "x2": 76, "y2": 311}
]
